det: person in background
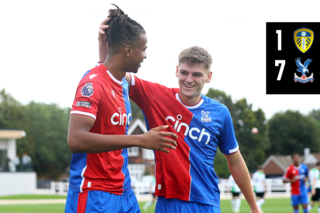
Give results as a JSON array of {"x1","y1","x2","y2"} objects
[
  {"x1": 14, "y1": 155, "x2": 20, "y2": 171},
  {"x1": 228, "y1": 175, "x2": 242, "y2": 212},
  {"x1": 22, "y1": 152, "x2": 32, "y2": 171},
  {"x1": 283, "y1": 152, "x2": 309, "y2": 213},
  {"x1": 308, "y1": 162, "x2": 320, "y2": 213},
  {"x1": 252, "y1": 166, "x2": 267, "y2": 211},
  {"x1": 143, "y1": 174, "x2": 157, "y2": 211}
]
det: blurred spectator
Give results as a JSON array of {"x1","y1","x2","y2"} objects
[
  {"x1": 14, "y1": 155, "x2": 20, "y2": 171},
  {"x1": 22, "y1": 152, "x2": 32, "y2": 171},
  {"x1": 143, "y1": 174, "x2": 157, "y2": 211},
  {"x1": 4, "y1": 157, "x2": 16, "y2": 172},
  {"x1": 3, "y1": 157, "x2": 10, "y2": 171},
  {"x1": 8, "y1": 157, "x2": 16, "y2": 172}
]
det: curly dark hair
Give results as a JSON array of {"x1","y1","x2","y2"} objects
[
  {"x1": 178, "y1": 46, "x2": 213, "y2": 71},
  {"x1": 104, "y1": 4, "x2": 146, "y2": 49}
]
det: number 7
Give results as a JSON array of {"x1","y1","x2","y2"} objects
[{"x1": 275, "y1": 60, "x2": 285, "y2": 81}]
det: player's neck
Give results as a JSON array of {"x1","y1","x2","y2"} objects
[
  {"x1": 178, "y1": 91, "x2": 202, "y2": 106},
  {"x1": 104, "y1": 56, "x2": 126, "y2": 81},
  {"x1": 294, "y1": 162, "x2": 300, "y2": 167}
]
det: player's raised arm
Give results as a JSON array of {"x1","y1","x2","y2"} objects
[
  {"x1": 225, "y1": 151, "x2": 261, "y2": 213},
  {"x1": 68, "y1": 115, "x2": 177, "y2": 153}
]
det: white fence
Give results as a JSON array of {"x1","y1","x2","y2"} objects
[
  {"x1": 50, "y1": 178, "x2": 292, "y2": 196},
  {"x1": 219, "y1": 178, "x2": 291, "y2": 196}
]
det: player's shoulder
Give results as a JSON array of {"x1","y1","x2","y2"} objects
[
  {"x1": 286, "y1": 164, "x2": 294, "y2": 171},
  {"x1": 201, "y1": 95, "x2": 230, "y2": 112},
  {"x1": 132, "y1": 74, "x2": 171, "y2": 91},
  {"x1": 79, "y1": 67, "x2": 107, "y2": 86}
]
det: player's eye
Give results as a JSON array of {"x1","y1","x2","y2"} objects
[{"x1": 193, "y1": 73, "x2": 202, "y2": 77}]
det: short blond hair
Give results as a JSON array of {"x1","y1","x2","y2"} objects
[{"x1": 178, "y1": 46, "x2": 213, "y2": 71}]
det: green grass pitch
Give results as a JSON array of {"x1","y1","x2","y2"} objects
[{"x1": 0, "y1": 198, "x2": 318, "y2": 213}]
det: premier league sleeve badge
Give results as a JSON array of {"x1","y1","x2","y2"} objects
[{"x1": 81, "y1": 83, "x2": 94, "y2": 97}]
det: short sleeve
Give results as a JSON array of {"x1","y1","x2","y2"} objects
[
  {"x1": 70, "y1": 81, "x2": 104, "y2": 120},
  {"x1": 283, "y1": 167, "x2": 291, "y2": 180},
  {"x1": 218, "y1": 106, "x2": 239, "y2": 154}
]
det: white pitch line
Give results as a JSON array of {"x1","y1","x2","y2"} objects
[{"x1": 0, "y1": 199, "x2": 66, "y2": 205}]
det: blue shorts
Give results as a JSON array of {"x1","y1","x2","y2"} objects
[
  {"x1": 291, "y1": 194, "x2": 309, "y2": 206},
  {"x1": 155, "y1": 197, "x2": 221, "y2": 213},
  {"x1": 65, "y1": 188, "x2": 140, "y2": 213}
]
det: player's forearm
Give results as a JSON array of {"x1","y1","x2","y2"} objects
[
  {"x1": 226, "y1": 151, "x2": 259, "y2": 210},
  {"x1": 68, "y1": 130, "x2": 140, "y2": 153},
  {"x1": 98, "y1": 34, "x2": 108, "y2": 62}
]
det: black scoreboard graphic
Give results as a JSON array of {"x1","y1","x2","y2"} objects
[{"x1": 266, "y1": 23, "x2": 320, "y2": 94}]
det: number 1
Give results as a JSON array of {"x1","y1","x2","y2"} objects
[{"x1": 276, "y1": 30, "x2": 282, "y2": 51}]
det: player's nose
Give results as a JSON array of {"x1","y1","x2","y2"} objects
[{"x1": 185, "y1": 74, "x2": 193, "y2": 82}]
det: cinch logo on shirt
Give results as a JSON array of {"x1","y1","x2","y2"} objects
[
  {"x1": 111, "y1": 107, "x2": 132, "y2": 125},
  {"x1": 166, "y1": 114, "x2": 211, "y2": 144}
]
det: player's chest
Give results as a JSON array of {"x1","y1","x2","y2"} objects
[
  {"x1": 165, "y1": 111, "x2": 219, "y2": 146},
  {"x1": 97, "y1": 86, "x2": 131, "y2": 127}
]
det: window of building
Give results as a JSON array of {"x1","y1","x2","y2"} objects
[
  {"x1": 128, "y1": 164, "x2": 145, "y2": 180},
  {"x1": 143, "y1": 149, "x2": 154, "y2": 160},
  {"x1": 128, "y1": 147, "x2": 139, "y2": 157}
]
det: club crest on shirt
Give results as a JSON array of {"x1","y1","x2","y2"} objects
[
  {"x1": 81, "y1": 83, "x2": 94, "y2": 97},
  {"x1": 201, "y1": 111, "x2": 211, "y2": 123}
]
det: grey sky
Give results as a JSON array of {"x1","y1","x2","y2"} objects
[{"x1": 1, "y1": 0, "x2": 319, "y2": 119}]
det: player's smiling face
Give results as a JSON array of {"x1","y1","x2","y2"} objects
[
  {"x1": 176, "y1": 62, "x2": 212, "y2": 103},
  {"x1": 125, "y1": 33, "x2": 147, "y2": 73}
]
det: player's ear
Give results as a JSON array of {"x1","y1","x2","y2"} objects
[
  {"x1": 206, "y1": 71, "x2": 213, "y2": 83},
  {"x1": 124, "y1": 46, "x2": 132, "y2": 57},
  {"x1": 175, "y1": 65, "x2": 179, "y2": 77}
]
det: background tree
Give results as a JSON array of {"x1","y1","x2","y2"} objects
[
  {"x1": 309, "y1": 109, "x2": 320, "y2": 129},
  {"x1": 17, "y1": 102, "x2": 71, "y2": 179},
  {"x1": 207, "y1": 88, "x2": 269, "y2": 174},
  {"x1": 267, "y1": 110, "x2": 320, "y2": 155},
  {"x1": 0, "y1": 89, "x2": 71, "y2": 179},
  {"x1": 0, "y1": 89, "x2": 26, "y2": 129},
  {"x1": 130, "y1": 100, "x2": 145, "y2": 121}
]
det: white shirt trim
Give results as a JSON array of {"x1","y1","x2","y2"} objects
[
  {"x1": 175, "y1": 93, "x2": 204, "y2": 109},
  {"x1": 130, "y1": 74, "x2": 135, "y2": 86},
  {"x1": 107, "y1": 70, "x2": 123, "y2": 85},
  {"x1": 70, "y1": 111, "x2": 96, "y2": 120},
  {"x1": 229, "y1": 145, "x2": 239, "y2": 154},
  {"x1": 80, "y1": 165, "x2": 87, "y2": 193}
]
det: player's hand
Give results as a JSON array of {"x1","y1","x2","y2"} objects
[
  {"x1": 312, "y1": 188, "x2": 316, "y2": 196},
  {"x1": 139, "y1": 125, "x2": 178, "y2": 154},
  {"x1": 98, "y1": 16, "x2": 110, "y2": 39}
]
